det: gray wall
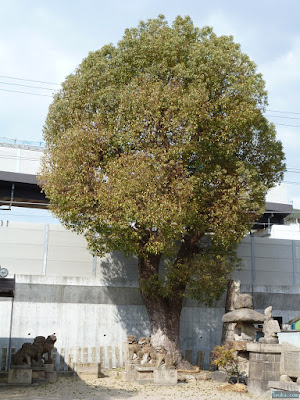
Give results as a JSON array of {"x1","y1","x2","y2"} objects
[{"x1": 1, "y1": 222, "x2": 300, "y2": 371}]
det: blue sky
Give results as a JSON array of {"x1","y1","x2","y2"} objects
[{"x1": 1, "y1": 1, "x2": 300, "y2": 206}]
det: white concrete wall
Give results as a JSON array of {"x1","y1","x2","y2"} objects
[
  {"x1": 0, "y1": 144, "x2": 43, "y2": 175},
  {"x1": 1, "y1": 222, "x2": 300, "y2": 371},
  {"x1": 2, "y1": 222, "x2": 300, "y2": 287}
]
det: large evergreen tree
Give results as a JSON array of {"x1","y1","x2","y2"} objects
[{"x1": 40, "y1": 16, "x2": 285, "y2": 368}]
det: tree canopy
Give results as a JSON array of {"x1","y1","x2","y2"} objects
[{"x1": 41, "y1": 15, "x2": 285, "y2": 307}]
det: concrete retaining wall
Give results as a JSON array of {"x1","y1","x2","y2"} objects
[{"x1": 1, "y1": 222, "x2": 300, "y2": 371}]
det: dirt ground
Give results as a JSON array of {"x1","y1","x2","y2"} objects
[{"x1": 0, "y1": 374, "x2": 269, "y2": 400}]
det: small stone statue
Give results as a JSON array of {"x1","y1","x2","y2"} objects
[
  {"x1": 127, "y1": 335, "x2": 142, "y2": 362},
  {"x1": 154, "y1": 345, "x2": 174, "y2": 368},
  {"x1": 259, "y1": 306, "x2": 280, "y2": 344},
  {"x1": 138, "y1": 337, "x2": 156, "y2": 365},
  {"x1": 11, "y1": 334, "x2": 57, "y2": 366}
]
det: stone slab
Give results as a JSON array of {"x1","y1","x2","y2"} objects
[
  {"x1": 8, "y1": 368, "x2": 32, "y2": 384},
  {"x1": 280, "y1": 342, "x2": 300, "y2": 377},
  {"x1": 32, "y1": 369, "x2": 46, "y2": 380},
  {"x1": 136, "y1": 367, "x2": 154, "y2": 384},
  {"x1": 153, "y1": 369, "x2": 177, "y2": 385},
  {"x1": 210, "y1": 371, "x2": 228, "y2": 382},
  {"x1": 269, "y1": 380, "x2": 300, "y2": 393},
  {"x1": 247, "y1": 342, "x2": 282, "y2": 353},
  {"x1": 73, "y1": 362, "x2": 101, "y2": 380}
]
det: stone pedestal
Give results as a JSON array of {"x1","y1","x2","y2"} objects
[
  {"x1": 8, "y1": 366, "x2": 32, "y2": 384},
  {"x1": 247, "y1": 342, "x2": 282, "y2": 394},
  {"x1": 32, "y1": 367, "x2": 46, "y2": 380},
  {"x1": 136, "y1": 366, "x2": 154, "y2": 384},
  {"x1": 44, "y1": 364, "x2": 57, "y2": 383},
  {"x1": 73, "y1": 362, "x2": 101, "y2": 380},
  {"x1": 122, "y1": 362, "x2": 138, "y2": 382},
  {"x1": 153, "y1": 368, "x2": 177, "y2": 385},
  {"x1": 8, "y1": 364, "x2": 56, "y2": 385},
  {"x1": 280, "y1": 342, "x2": 300, "y2": 378}
]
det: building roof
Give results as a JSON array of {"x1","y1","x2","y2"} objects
[{"x1": 0, "y1": 171, "x2": 48, "y2": 209}]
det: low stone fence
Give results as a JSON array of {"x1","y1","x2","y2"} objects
[{"x1": 0, "y1": 346, "x2": 206, "y2": 372}]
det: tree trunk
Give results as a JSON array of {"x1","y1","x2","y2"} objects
[{"x1": 138, "y1": 254, "x2": 195, "y2": 370}]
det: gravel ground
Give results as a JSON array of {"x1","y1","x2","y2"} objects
[{"x1": 0, "y1": 375, "x2": 269, "y2": 400}]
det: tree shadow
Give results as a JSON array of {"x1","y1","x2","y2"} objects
[
  {"x1": 98, "y1": 251, "x2": 226, "y2": 369},
  {"x1": 0, "y1": 375, "x2": 138, "y2": 400}
]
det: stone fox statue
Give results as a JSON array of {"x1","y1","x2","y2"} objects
[
  {"x1": 12, "y1": 334, "x2": 57, "y2": 366},
  {"x1": 34, "y1": 335, "x2": 57, "y2": 364}
]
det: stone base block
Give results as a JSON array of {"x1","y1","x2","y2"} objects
[
  {"x1": 73, "y1": 363, "x2": 101, "y2": 380},
  {"x1": 32, "y1": 368, "x2": 46, "y2": 380},
  {"x1": 153, "y1": 368, "x2": 177, "y2": 385},
  {"x1": 135, "y1": 366, "x2": 154, "y2": 384},
  {"x1": 44, "y1": 364, "x2": 54, "y2": 372},
  {"x1": 8, "y1": 368, "x2": 32, "y2": 384},
  {"x1": 122, "y1": 362, "x2": 138, "y2": 382},
  {"x1": 210, "y1": 371, "x2": 228, "y2": 383},
  {"x1": 45, "y1": 371, "x2": 57, "y2": 383}
]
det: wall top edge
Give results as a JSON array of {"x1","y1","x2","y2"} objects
[
  {"x1": 14, "y1": 274, "x2": 139, "y2": 287},
  {"x1": 241, "y1": 283, "x2": 300, "y2": 295}
]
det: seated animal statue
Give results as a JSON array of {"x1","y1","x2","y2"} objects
[
  {"x1": 154, "y1": 345, "x2": 174, "y2": 368},
  {"x1": 34, "y1": 335, "x2": 57, "y2": 364},
  {"x1": 11, "y1": 334, "x2": 57, "y2": 367},
  {"x1": 138, "y1": 337, "x2": 156, "y2": 364},
  {"x1": 12, "y1": 343, "x2": 37, "y2": 366},
  {"x1": 127, "y1": 335, "x2": 142, "y2": 362}
]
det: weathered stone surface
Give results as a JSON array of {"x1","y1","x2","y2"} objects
[
  {"x1": 227, "y1": 340, "x2": 247, "y2": 351},
  {"x1": 280, "y1": 374, "x2": 293, "y2": 382},
  {"x1": 247, "y1": 342, "x2": 282, "y2": 353},
  {"x1": 259, "y1": 306, "x2": 280, "y2": 344},
  {"x1": 269, "y1": 380, "x2": 300, "y2": 393},
  {"x1": 122, "y1": 362, "x2": 138, "y2": 381},
  {"x1": 280, "y1": 342, "x2": 300, "y2": 378},
  {"x1": 43, "y1": 363, "x2": 54, "y2": 372},
  {"x1": 233, "y1": 293, "x2": 253, "y2": 310},
  {"x1": 73, "y1": 362, "x2": 101, "y2": 380},
  {"x1": 32, "y1": 368, "x2": 46, "y2": 380},
  {"x1": 135, "y1": 366, "x2": 154, "y2": 384},
  {"x1": 8, "y1": 368, "x2": 32, "y2": 384},
  {"x1": 153, "y1": 368, "x2": 177, "y2": 385},
  {"x1": 222, "y1": 309, "x2": 264, "y2": 323},
  {"x1": 248, "y1": 345, "x2": 282, "y2": 395},
  {"x1": 45, "y1": 371, "x2": 57, "y2": 383},
  {"x1": 210, "y1": 371, "x2": 228, "y2": 382}
]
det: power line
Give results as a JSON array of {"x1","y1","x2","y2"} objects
[
  {"x1": 266, "y1": 114, "x2": 300, "y2": 121},
  {"x1": 266, "y1": 109, "x2": 300, "y2": 116},
  {"x1": 272, "y1": 123, "x2": 300, "y2": 128},
  {"x1": 0, "y1": 81, "x2": 58, "y2": 92},
  {"x1": 0, "y1": 75, "x2": 60, "y2": 86},
  {"x1": 0, "y1": 88, "x2": 53, "y2": 98}
]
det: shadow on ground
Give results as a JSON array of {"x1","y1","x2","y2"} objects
[{"x1": 0, "y1": 375, "x2": 137, "y2": 400}]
